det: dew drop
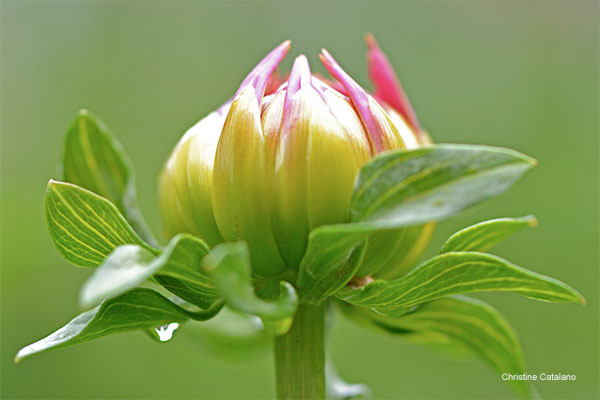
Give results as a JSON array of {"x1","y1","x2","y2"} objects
[{"x1": 154, "y1": 322, "x2": 180, "y2": 342}]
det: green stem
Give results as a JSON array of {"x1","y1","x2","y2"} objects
[{"x1": 274, "y1": 303, "x2": 326, "y2": 399}]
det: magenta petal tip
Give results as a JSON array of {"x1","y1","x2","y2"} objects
[
  {"x1": 320, "y1": 48, "x2": 386, "y2": 153},
  {"x1": 365, "y1": 34, "x2": 421, "y2": 132},
  {"x1": 235, "y1": 40, "x2": 292, "y2": 102},
  {"x1": 284, "y1": 55, "x2": 312, "y2": 111}
]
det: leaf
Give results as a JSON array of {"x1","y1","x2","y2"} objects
[
  {"x1": 80, "y1": 234, "x2": 220, "y2": 309},
  {"x1": 153, "y1": 275, "x2": 220, "y2": 311},
  {"x1": 440, "y1": 215, "x2": 537, "y2": 253},
  {"x1": 45, "y1": 180, "x2": 158, "y2": 267},
  {"x1": 297, "y1": 231, "x2": 367, "y2": 304},
  {"x1": 202, "y1": 242, "x2": 298, "y2": 335},
  {"x1": 15, "y1": 288, "x2": 223, "y2": 362},
  {"x1": 336, "y1": 252, "x2": 584, "y2": 317},
  {"x1": 351, "y1": 144, "x2": 536, "y2": 227},
  {"x1": 298, "y1": 145, "x2": 536, "y2": 304},
  {"x1": 337, "y1": 296, "x2": 533, "y2": 398},
  {"x1": 61, "y1": 110, "x2": 157, "y2": 245}
]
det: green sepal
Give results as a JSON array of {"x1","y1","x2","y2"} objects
[
  {"x1": 202, "y1": 242, "x2": 298, "y2": 335},
  {"x1": 15, "y1": 288, "x2": 223, "y2": 363},
  {"x1": 440, "y1": 215, "x2": 537, "y2": 253},
  {"x1": 61, "y1": 110, "x2": 157, "y2": 245},
  {"x1": 337, "y1": 252, "x2": 584, "y2": 317},
  {"x1": 45, "y1": 180, "x2": 158, "y2": 267},
  {"x1": 80, "y1": 233, "x2": 220, "y2": 309},
  {"x1": 337, "y1": 296, "x2": 534, "y2": 398}
]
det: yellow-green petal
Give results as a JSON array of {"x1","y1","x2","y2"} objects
[
  {"x1": 271, "y1": 87, "x2": 365, "y2": 267},
  {"x1": 212, "y1": 87, "x2": 286, "y2": 277},
  {"x1": 374, "y1": 222, "x2": 436, "y2": 279},
  {"x1": 159, "y1": 112, "x2": 225, "y2": 246}
]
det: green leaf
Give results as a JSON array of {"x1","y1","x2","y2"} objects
[
  {"x1": 337, "y1": 252, "x2": 584, "y2": 317},
  {"x1": 351, "y1": 144, "x2": 536, "y2": 226},
  {"x1": 338, "y1": 296, "x2": 533, "y2": 398},
  {"x1": 298, "y1": 145, "x2": 536, "y2": 304},
  {"x1": 441, "y1": 215, "x2": 538, "y2": 253},
  {"x1": 153, "y1": 275, "x2": 220, "y2": 311},
  {"x1": 202, "y1": 242, "x2": 298, "y2": 335},
  {"x1": 61, "y1": 110, "x2": 157, "y2": 245},
  {"x1": 15, "y1": 288, "x2": 222, "y2": 362},
  {"x1": 80, "y1": 234, "x2": 220, "y2": 309},
  {"x1": 297, "y1": 231, "x2": 367, "y2": 304},
  {"x1": 45, "y1": 180, "x2": 158, "y2": 267}
]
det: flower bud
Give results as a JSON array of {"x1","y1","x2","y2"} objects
[{"x1": 159, "y1": 36, "x2": 434, "y2": 277}]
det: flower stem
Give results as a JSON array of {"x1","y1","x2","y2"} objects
[{"x1": 274, "y1": 303, "x2": 326, "y2": 399}]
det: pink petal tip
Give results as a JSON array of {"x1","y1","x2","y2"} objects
[
  {"x1": 235, "y1": 40, "x2": 292, "y2": 102},
  {"x1": 319, "y1": 48, "x2": 385, "y2": 152},
  {"x1": 284, "y1": 55, "x2": 312, "y2": 111},
  {"x1": 365, "y1": 33, "x2": 421, "y2": 132}
]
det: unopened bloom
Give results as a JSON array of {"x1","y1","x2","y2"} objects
[{"x1": 159, "y1": 36, "x2": 433, "y2": 278}]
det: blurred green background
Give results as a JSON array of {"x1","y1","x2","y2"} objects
[{"x1": 1, "y1": 1, "x2": 598, "y2": 399}]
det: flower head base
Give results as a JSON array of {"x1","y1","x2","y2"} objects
[{"x1": 160, "y1": 36, "x2": 433, "y2": 277}]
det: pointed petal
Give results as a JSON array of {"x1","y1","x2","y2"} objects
[
  {"x1": 320, "y1": 49, "x2": 406, "y2": 152},
  {"x1": 366, "y1": 33, "x2": 421, "y2": 132},
  {"x1": 212, "y1": 87, "x2": 286, "y2": 276},
  {"x1": 235, "y1": 40, "x2": 291, "y2": 103},
  {"x1": 284, "y1": 55, "x2": 312, "y2": 112},
  {"x1": 314, "y1": 80, "x2": 372, "y2": 161}
]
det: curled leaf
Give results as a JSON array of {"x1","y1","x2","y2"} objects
[
  {"x1": 80, "y1": 234, "x2": 219, "y2": 309},
  {"x1": 203, "y1": 242, "x2": 298, "y2": 335}
]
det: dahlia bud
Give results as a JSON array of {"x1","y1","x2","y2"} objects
[{"x1": 159, "y1": 36, "x2": 433, "y2": 278}]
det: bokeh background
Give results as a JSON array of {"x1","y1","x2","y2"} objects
[{"x1": 1, "y1": 1, "x2": 598, "y2": 399}]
